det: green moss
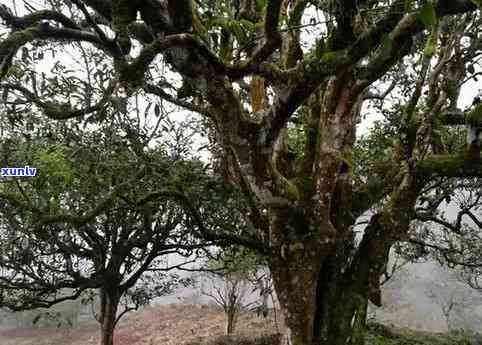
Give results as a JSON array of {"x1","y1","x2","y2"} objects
[
  {"x1": 408, "y1": 111, "x2": 422, "y2": 132},
  {"x1": 314, "y1": 38, "x2": 326, "y2": 59},
  {"x1": 191, "y1": 2, "x2": 208, "y2": 39},
  {"x1": 318, "y1": 51, "x2": 345, "y2": 69},
  {"x1": 269, "y1": 162, "x2": 299, "y2": 201},
  {"x1": 289, "y1": 0, "x2": 306, "y2": 27},
  {"x1": 111, "y1": 0, "x2": 139, "y2": 31},
  {"x1": 115, "y1": 38, "x2": 162, "y2": 89},
  {"x1": 111, "y1": 0, "x2": 143, "y2": 53},
  {"x1": 0, "y1": 27, "x2": 42, "y2": 79},
  {"x1": 4, "y1": 63, "x2": 23, "y2": 78},
  {"x1": 43, "y1": 102, "x2": 71, "y2": 118},
  {"x1": 416, "y1": 153, "x2": 481, "y2": 180},
  {"x1": 1, "y1": 26, "x2": 39, "y2": 53},
  {"x1": 300, "y1": 51, "x2": 348, "y2": 80}
]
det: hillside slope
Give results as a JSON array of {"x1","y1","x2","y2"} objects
[
  {"x1": 0, "y1": 304, "x2": 278, "y2": 345},
  {"x1": 0, "y1": 304, "x2": 480, "y2": 345}
]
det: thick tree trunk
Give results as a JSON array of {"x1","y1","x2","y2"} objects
[
  {"x1": 98, "y1": 288, "x2": 120, "y2": 345},
  {"x1": 269, "y1": 206, "x2": 376, "y2": 345},
  {"x1": 271, "y1": 265, "x2": 320, "y2": 345},
  {"x1": 313, "y1": 254, "x2": 369, "y2": 345},
  {"x1": 271, "y1": 249, "x2": 371, "y2": 345}
]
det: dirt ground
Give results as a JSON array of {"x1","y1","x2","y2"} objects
[{"x1": 0, "y1": 304, "x2": 280, "y2": 345}]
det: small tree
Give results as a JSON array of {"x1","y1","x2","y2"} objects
[
  {"x1": 203, "y1": 271, "x2": 251, "y2": 335},
  {"x1": 202, "y1": 248, "x2": 262, "y2": 335}
]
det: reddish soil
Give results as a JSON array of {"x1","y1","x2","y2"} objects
[{"x1": 0, "y1": 304, "x2": 280, "y2": 345}]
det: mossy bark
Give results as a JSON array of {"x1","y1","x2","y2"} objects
[
  {"x1": 266, "y1": 191, "x2": 378, "y2": 345},
  {"x1": 269, "y1": 213, "x2": 373, "y2": 345}
]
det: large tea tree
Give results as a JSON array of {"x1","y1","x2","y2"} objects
[
  {"x1": 0, "y1": 115, "x2": 232, "y2": 345},
  {"x1": 1, "y1": 1, "x2": 482, "y2": 344}
]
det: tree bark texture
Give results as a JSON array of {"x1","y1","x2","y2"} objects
[{"x1": 99, "y1": 288, "x2": 120, "y2": 345}]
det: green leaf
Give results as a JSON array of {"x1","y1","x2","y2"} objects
[
  {"x1": 470, "y1": 0, "x2": 480, "y2": 6},
  {"x1": 418, "y1": 2, "x2": 437, "y2": 28},
  {"x1": 404, "y1": 0, "x2": 414, "y2": 12}
]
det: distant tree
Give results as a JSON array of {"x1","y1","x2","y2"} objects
[
  {"x1": 398, "y1": 166, "x2": 482, "y2": 313},
  {"x1": 426, "y1": 266, "x2": 482, "y2": 331},
  {"x1": 203, "y1": 271, "x2": 251, "y2": 335},
  {"x1": 201, "y1": 248, "x2": 261, "y2": 335}
]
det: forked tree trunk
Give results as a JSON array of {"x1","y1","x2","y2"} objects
[
  {"x1": 99, "y1": 287, "x2": 120, "y2": 345},
  {"x1": 312, "y1": 254, "x2": 369, "y2": 345},
  {"x1": 264, "y1": 73, "x2": 379, "y2": 345},
  {"x1": 268, "y1": 207, "x2": 379, "y2": 345},
  {"x1": 271, "y1": 248, "x2": 371, "y2": 345}
]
